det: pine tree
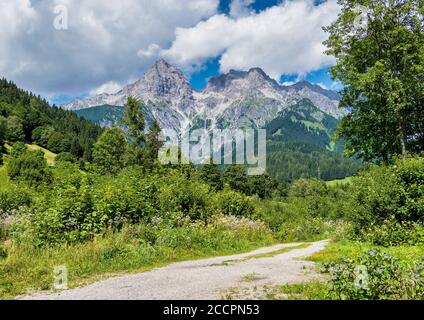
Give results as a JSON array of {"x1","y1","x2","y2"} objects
[
  {"x1": 121, "y1": 97, "x2": 145, "y2": 146},
  {"x1": 145, "y1": 120, "x2": 164, "y2": 164}
]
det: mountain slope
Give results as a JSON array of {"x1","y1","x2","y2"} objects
[
  {"x1": 62, "y1": 60, "x2": 346, "y2": 136},
  {"x1": 0, "y1": 79, "x2": 102, "y2": 159}
]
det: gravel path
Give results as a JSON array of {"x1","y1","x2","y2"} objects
[{"x1": 20, "y1": 240, "x2": 329, "y2": 300}]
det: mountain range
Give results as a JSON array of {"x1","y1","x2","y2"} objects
[
  {"x1": 62, "y1": 60, "x2": 361, "y2": 182},
  {"x1": 63, "y1": 60, "x2": 345, "y2": 145}
]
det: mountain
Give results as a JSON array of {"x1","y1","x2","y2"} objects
[
  {"x1": 63, "y1": 60, "x2": 346, "y2": 135},
  {"x1": 62, "y1": 60, "x2": 361, "y2": 182}
]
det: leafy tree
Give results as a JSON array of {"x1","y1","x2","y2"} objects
[
  {"x1": 199, "y1": 164, "x2": 223, "y2": 191},
  {"x1": 8, "y1": 150, "x2": 52, "y2": 186},
  {"x1": 223, "y1": 165, "x2": 250, "y2": 194},
  {"x1": 324, "y1": 0, "x2": 424, "y2": 161},
  {"x1": 10, "y1": 141, "x2": 27, "y2": 158},
  {"x1": 47, "y1": 132, "x2": 71, "y2": 153},
  {"x1": 247, "y1": 173, "x2": 281, "y2": 199},
  {"x1": 6, "y1": 116, "x2": 25, "y2": 142},
  {"x1": 32, "y1": 126, "x2": 54, "y2": 147},
  {"x1": 56, "y1": 152, "x2": 78, "y2": 164},
  {"x1": 92, "y1": 127, "x2": 127, "y2": 175}
]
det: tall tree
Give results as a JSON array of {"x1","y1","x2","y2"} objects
[
  {"x1": 324, "y1": 0, "x2": 424, "y2": 162},
  {"x1": 145, "y1": 120, "x2": 164, "y2": 164},
  {"x1": 92, "y1": 127, "x2": 127, "y2": 175},
  {"x1": 121, "y1": 97, "x2": 146, "y2": 146},
  {"x1": 120, "y1": 97, "x2": 146, "y2": 166}
]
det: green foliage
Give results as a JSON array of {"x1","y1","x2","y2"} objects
[
  {"x1": 92, "y1": 127, "x2": 127, "y2": 175},
  {"x1": 121, "y1": 97, "x2": 145, "y2": 146},
  {"x1": 344, "y1": 155, "x2": 424, "y2": 244},
  {"x1": 0, "y1": 187, "x2": 31, "y2": 214},
  {"x1": 223, "y1": 165, "x2": 249, "y2": 194},
  {"x1": 55, "y1": 152, "x2": 78, "y2": 163},
  {"x1": 145, "y1": 120, "x2": 164, "y2": 167},
  {"x1": 0, "y1": 116, "x2": 6, "y2": 162},
  {"x1": 5, "y1": 116, "x2": 25, "y2": 142},
  {"x1": 7, "y1": 148, "x2": 52, "y2": 186},
  {"x1": 214, "y1": 190, "x2": 256, "y2": 217},
  {"x1": 0, "y1": 79, "x2": 102, "y2": 160},
  {"x1": 198, "y1": 164, "x2": 223, "y2": 191},
  {"x1": 267, "y1": 141, "x2": 362, "y2": 184},
  {"x1": 158, "y1": 173, "x2": 212, "y2": 221},
  {"x1": 325, "y1": 0, "x2": 424, "y2": 161},
  {"x1": 31, "y1": 126, "x2": 54, "y2": 147},
  {"x1": 324, "y1": 249, "x2": 423, "y2": 300}
]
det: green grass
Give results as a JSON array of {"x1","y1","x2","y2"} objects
[
  {"x1": 266, "y1": 282, "x2": 330, "y2": 300},
  {"x1": 326, "y1": 176, "x2": 353, "y2": 187},
  {"x1": 4, "y1": 143, "x2": 57, "y2": 165},
  {"x1": 209, "y1": 244, "x2": 309, "y2": 267},
  {"x1": 0, "y1": 225, "x2": 276, "y2": 300},
  {"x1": 26, "y1": 144, "x2": 57, "y2": 165},
  {"x1": 0, "y1": 165, "x2": 10, "y2": 191},
  {"x1": 308, "y1": 240, "x2": 424, "y2": 266},
  {"x1": 264, "y1": 240, "x2": 424, "y2": 300}
]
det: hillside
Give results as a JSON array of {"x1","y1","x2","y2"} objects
[{"x1": 0, "y1": 79, "x2": 103, "y2": 160}]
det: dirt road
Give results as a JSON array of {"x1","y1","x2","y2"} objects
[{"x1": 21, "y1": 240, "x2": 329, "y2": 300}]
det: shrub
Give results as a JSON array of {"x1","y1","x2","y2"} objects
[
  {"x1": 0, "y1": 187, "x2": 31, "y2": 214},
  {"x1": 359, "y1": 219, "x2": 424, "y2": 247},
  {"x1": 344, "y1": 155, "x2": 424, "y2": 245},
  {"x1": 55, "y1": 152, "x2": 77, "y2": 163},
  {"x1": 7, "y1": 150, "x2": 52, "y2": 186},
  {"x1": 324, "y1": 249, "x2": 423, "y2": 300},
  {"x1": 158, "y1": 174, "x2": 212, "y2": 221},
  {"x1": 214, "y1": 190, "x2": 257, "y2": 217}
]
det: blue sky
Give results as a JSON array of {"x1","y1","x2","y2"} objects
[
  {"x1": 180, "y1": 0, "x2": 337, "y2": 92},
  {"x1": 0, "y1": 0, "x2": 340, "y2": 106}
]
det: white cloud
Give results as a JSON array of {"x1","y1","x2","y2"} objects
[
  {"x1": 89, "y1": 81, "x2": 122, "y2": 96},
  {"x1": 229, "y1": 0, "x2": 255, "y2": 18},
  {"x1": 162, "y1": 0, "x2": 340, "y2": 80},
  {"x1": 0, "y1": 0, "x2": 218, "y2": 96}
]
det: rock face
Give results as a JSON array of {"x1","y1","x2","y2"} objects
[{"x1": 62, "y1": 59, "x2": 345, "y2": 132}]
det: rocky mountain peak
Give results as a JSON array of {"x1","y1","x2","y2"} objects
[{"x1": 205, "y1": 67, "x2": 279, "y2": 93}]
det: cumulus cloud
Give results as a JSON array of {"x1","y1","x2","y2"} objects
[
  {"x1": 0, "y1": 0, "x2": 218, "y2": 96},
  {"x1": 229, "y1": 0, "x2": 255, "y2": 18},
  {"x1": 89, "y1": 81, "x2": 122, "y2": 96},
  {"x1": 162, "y1": 0, "x2": 340, "y2": 80}
]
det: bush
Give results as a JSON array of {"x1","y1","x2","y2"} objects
[
  {"x1": 55, "y1": 152, "x2": 77, "y2": 163},
  {"x1": 7, "y1": 150, "x2": 52, "y2": 186},
  {"x1": 0, "y1": 187, "x2": 31, "y2": 214},
  {"x1": 214, "y1": 190, "x2": 257, "y2": 217},
  {"x1": 344, "y1": 156, "x2": 424, "y2": 245},
  {"x1": 324, "y1": 249, "x2": 423, "y2": 300},
  {"x1": 158, "y1": 173, "x2": 212, "y2": 221},
  {"x1": 359, "y1": 219, "x2": 424, "y2": 247}
]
